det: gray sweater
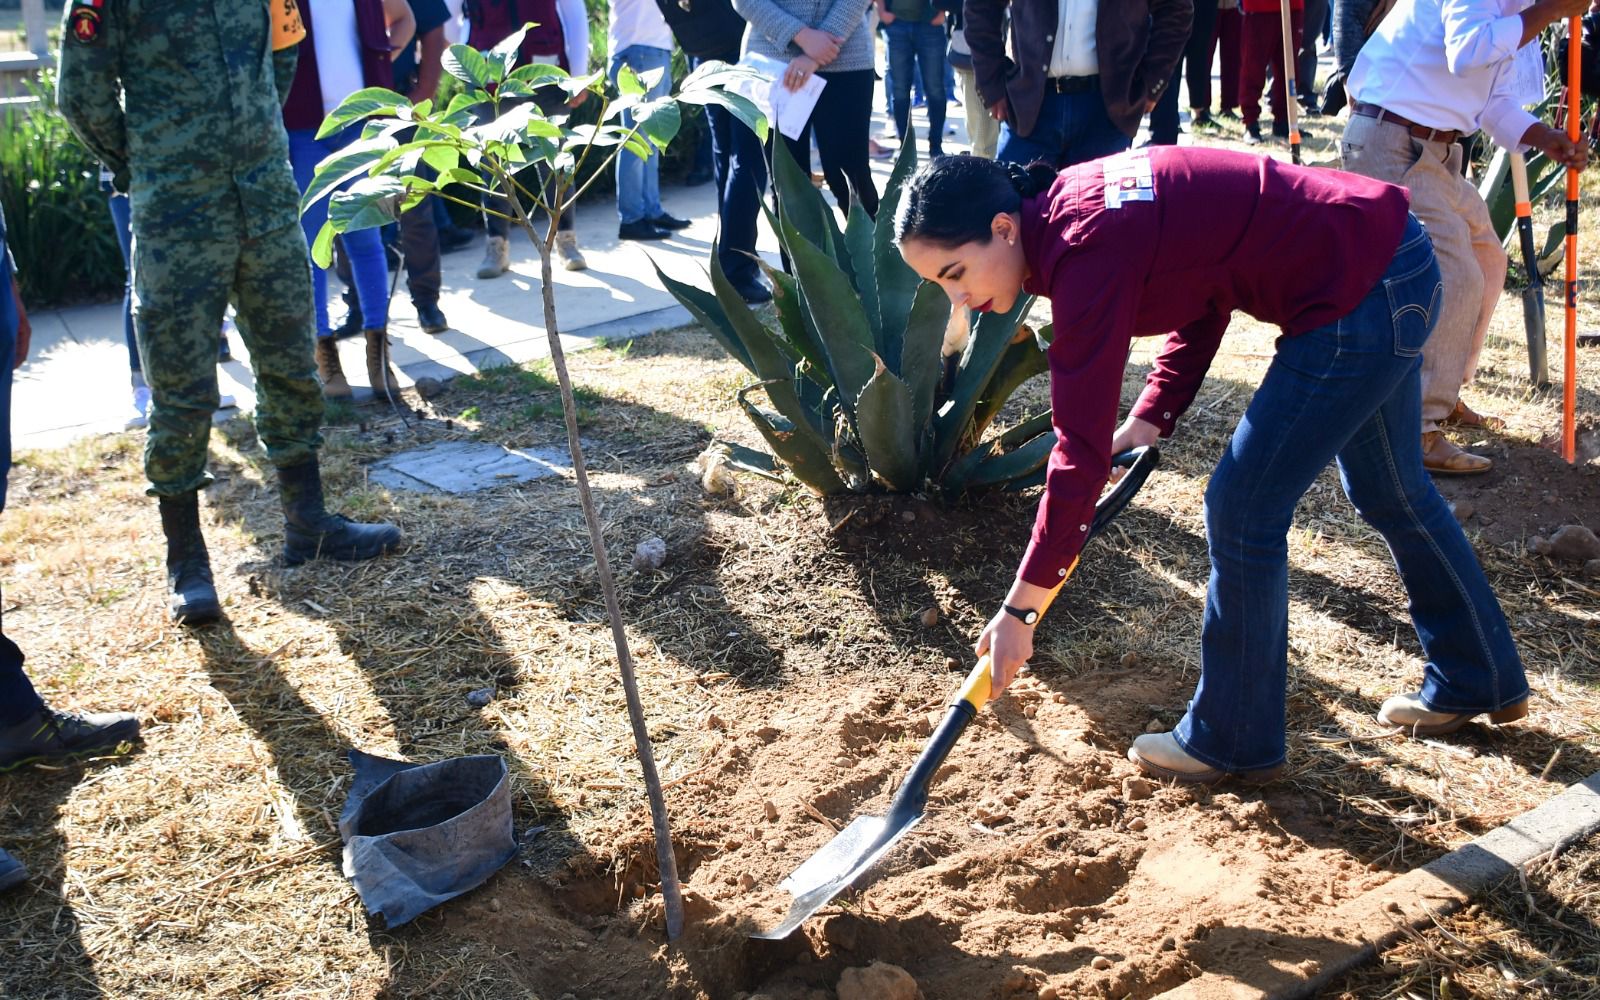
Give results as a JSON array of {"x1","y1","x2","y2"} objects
[{"x1": 732, "y1": 0, "x2": 876, "y2": 73}]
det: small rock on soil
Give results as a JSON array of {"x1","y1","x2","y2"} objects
[{"x1": 837, "y1": 961, "x2": 920, "y2": 1000}]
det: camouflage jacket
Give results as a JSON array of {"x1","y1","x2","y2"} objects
[{"x1": 56, "y1": 0, "x2": 302, "y2": 238}]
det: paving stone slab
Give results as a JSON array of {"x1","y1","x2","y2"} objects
[{"x1": 368, "y1": 441, "x2": 574, "y2": 494}]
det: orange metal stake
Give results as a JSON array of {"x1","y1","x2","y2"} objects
[{"x1": 1565, "y1": 15, "x2": 1581, "y2": 463}]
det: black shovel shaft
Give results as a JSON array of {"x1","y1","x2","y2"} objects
[{"x1": 1517, "y1": 216, "x2": 1549, "y2": 386}]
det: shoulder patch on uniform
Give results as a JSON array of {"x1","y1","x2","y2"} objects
[{"x1": 69, "y1": 0, "x2": 105, "y2": 45}]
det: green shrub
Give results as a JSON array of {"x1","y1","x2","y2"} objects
[{"x1": 0, "y1": 71, "x2": 122, "y2": 307}]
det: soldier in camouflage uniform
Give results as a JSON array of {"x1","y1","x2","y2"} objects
[{"x1": 56, "y1": 0, "x2": 402, "y2": 626}]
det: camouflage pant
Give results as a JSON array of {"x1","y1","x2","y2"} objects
[{"x1": 133, "y1": 214, "x2": 324, "y2": 496}]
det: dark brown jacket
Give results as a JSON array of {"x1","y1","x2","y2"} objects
[{"x1": 965, "y1": 0, "x2": 1193, "y2": 139}]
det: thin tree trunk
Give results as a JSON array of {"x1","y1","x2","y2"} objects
[{"x1": 512, "y1": 186, "x2": 685, "y2": 939}]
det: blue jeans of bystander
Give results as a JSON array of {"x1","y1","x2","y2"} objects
[
  {"x1": 288, "y1": 127, "x2": 392, "y2": 337},
  {"x1": 610, "y1": 44, "x2": 674, "y2": 225}
]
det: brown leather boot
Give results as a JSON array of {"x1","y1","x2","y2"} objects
[
  {"x1": 364, "y1": 328, "x2": 401, "y2": 401},
  {"x1": 1422, "y1": 430, "x2": 1491, "y2": 475},
  {"x1": 315, "y1": 337, "x2": 352, "y2": 400}
]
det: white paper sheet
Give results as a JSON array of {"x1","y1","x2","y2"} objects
[{"x1": 736, "y1": 51, "x2": 828, "y2": 141}]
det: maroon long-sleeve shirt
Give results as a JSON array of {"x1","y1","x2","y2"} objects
[{"x1": 1015, "y1": 146, "x2": 1410, "y2": 588}]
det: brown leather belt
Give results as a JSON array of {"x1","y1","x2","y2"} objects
[
  {"x1": 1351, "y1": 101, "x2": 1462, "y2": 144},
  {"x1": 1049, "y1": 74, "x2": 1098, "y2": 94}
]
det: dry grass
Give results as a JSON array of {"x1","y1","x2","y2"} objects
[{"x1": 0, "y1": 127, "x2": 1598, "y2": 999}]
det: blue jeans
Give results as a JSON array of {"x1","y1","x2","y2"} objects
[
  {"x1": 288, "y1": 127, "x2": 391, "y2": 337},
  {"x1": 886, "y1": 20, "x2": 947, "y2": 154},
  {"x1": 107, "y1": 190, "x2": 141, "y2": 373},
  {"x1": 1174, "y1": 216, "x2": 1528, "y2": 772},
  {"x1": 694, "y1": 51, "x2": 768, "y2": 283},
  {"x1": 610, "y1": 44, "x2": 673, "y2": 225},
  {"x1": 997, "y1": 84, "x2": 1131, "y2": 168}
]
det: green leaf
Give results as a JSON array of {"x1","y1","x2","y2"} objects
[
  {"x1": 316, "y1": 87, "x2": 411, "y2": 140},
  {"x1": 632, "y1": 98, "x2": 682, "y2": 148},
  {"x1": 932, "y1": 294, "x2": 1034, "y2": 473},
  {"x1": 674, "y1": 87, "x2": 769, "y2": 144},
  {"x1": 421, "y1": 144, "x2": 461, "y2": 174},
  {"x1": 507, "y1": 62, "x2": 567, "y2": 87},
  {"x1": 310, "y1": 221, "x2": 337, "y2": 269},
  {"x1": 786, "y1": 221, "x2": 878, "y2": 418},
  {"x1": 756, "y1": 259, "x2": 827, "y2": 375},
  {"x1": 711, "y1": 249, "x2": 833, "y2": 445},
  {"x1": 970, "y1": 335, "x2": 1049, "y2": 437},
  {"x1": 873, "y1": 141, "x2": 921, "y2": 357},
  {"x1": 443, "y1": 44, "x2": 496, "y2": 89},
  {"x1": 845, "y1": 198, "x2": 879, "y2": 341},
  {"x1": 961, "y1": 432, "x2": 1055, "y2": 491},
  {"x1": 299, "y1": 135, "x2": 397, "y2": 216},
  {"x1": 653, "y1": 262, "x2": 753, "y2": 369},
  {"x1": 855, "y1": 356, "x2": 921, "y2": 491},
  {"x1": 616, "y1": 62, "x2": 646, "y2": 97},
  {"x1": 561, "y1": 69, "x2": 606, "y2": 100},
  {"x1": 737, "y1": 385, "x2": 847, "y2": 494},
  {"x1": 490, "y1": 26, "x2": 530, "y2": 79},
  {"x1": 770, "y1": 137, "x2": 834, "y2": 259},
  {"x1": 328, "y1": 175, "x2": 408, "y2": 234},
  {"x1": 901, "y1": 282, "x2": 950, "y2": 426}
]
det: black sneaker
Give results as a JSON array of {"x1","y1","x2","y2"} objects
[
  {"x1": 649, "y1": 212, "x2": 691, "y2": 231},
  {"x1": 619, "y1": 219, "x2": 671, "y2": 241},
  {"x1": 416, "y1": 301, "x2": 449, "y2": 334},
  {"x1": 1272, "y1": 121, "x2": 1312, "y2": 140},
  {"x1": 0, "y1": 848, "x2": 27, "y2": 893},
  {"x1": 0, "y1": 707, "x2": 141, "y2": 772},
  {"x1": 1245, "y1": 123, "x2": 1264, "y2": 145}
]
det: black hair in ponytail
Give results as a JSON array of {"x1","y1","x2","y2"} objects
[{"x1": 893, "y1": 155, "x2": 1057, "y2": 250}]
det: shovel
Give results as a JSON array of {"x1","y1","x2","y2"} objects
[
  {"x1": 753, "y1": 445, "x2": 1161, "y2": 940},
  {"x1": 1510, "y1": 152, "x2": 1550, "y2": 387}
]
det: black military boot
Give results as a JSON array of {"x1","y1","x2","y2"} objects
[
  {"x1": 157, "y1": 492, "x2": 222, "y2": 625},
  {"x1": 278, "y1": 459, "x2": 402, "y2": 567}
]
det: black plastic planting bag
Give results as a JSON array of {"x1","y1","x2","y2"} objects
[{"x1": 339, "y1": 750, "x2": 515, "y2": 928}]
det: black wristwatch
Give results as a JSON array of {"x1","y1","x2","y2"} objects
[{"x1": 1003, "y1": 604, "x2": 1039, "y2": 626}]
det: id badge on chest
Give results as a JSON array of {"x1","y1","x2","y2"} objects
[{"x1": 1103, "y1": 150, "x2": 1155, "y2": 209}]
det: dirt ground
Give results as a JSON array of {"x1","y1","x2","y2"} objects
[{"x1": 4, "y1": 135, "x2": 1600, "y2": 999}]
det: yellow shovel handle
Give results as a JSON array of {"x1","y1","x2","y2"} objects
[{"x1": 954, "y1": 560, "x2": 1074, "y2": 714}]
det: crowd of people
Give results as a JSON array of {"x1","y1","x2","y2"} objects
[{"x1": 0, "y1": 0, "x2": 1593, "y2": 888}]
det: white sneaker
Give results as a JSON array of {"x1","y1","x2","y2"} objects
[{"x1": 126, "y1": 384, "x2": 152, "y2": 430}]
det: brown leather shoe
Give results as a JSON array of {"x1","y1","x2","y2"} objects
[
  {"x1": 1422, "y1": 431, "x2": 1491, "y2": 475},
  {"x1": 315, "y1": 337, "x2": 352, "y2": 400},
  {"x1": 1377, "y1": 692, "x2": 1529, "y2": 737},
  {"x1": 1441, "y1": 399, "x2": 1505, "y2": 432},
  {"x1": 363, "y1": 328, "x2": 402, "y2": 401}
]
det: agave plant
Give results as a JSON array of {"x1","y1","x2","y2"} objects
[{"x1": 657, "y1": 135, "x2": 1055, "y2": 496}]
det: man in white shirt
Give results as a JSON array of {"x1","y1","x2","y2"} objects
[{"x1": 1342, "y1": 0, "x2": 1588, "y2": 474}]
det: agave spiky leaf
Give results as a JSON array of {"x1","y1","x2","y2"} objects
[
  {"x1": 653, "y1": 263, "x2": 752, "y2": 370},
  {"x1": 930, "y1": 293, "x2": 1035, "y2": 474},
  {"x1": 736, "y1": 384, "x2": 847, "y2": 495},
  {"x1": 784, "y1": 222, "x2": 878, "y2": 421},
  {"x1": 844, "y1": 199, "x2": 880, "y2": 343},
  {"x1": 900, "y1": 282, "x2": 951, "y2": 428},
  {"x1": 854, "y1": 356, "x2": 921, "y2": 491},
  {"x1": 871, "y1": 131, "x2": 921, "y2": 363},
  {"x1": 968, "y1": 331, "x2": 1050, "y2": 439}
]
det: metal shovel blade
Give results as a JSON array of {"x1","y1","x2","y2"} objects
[{"x1": 752, "y1": 811, "x2": 922, "y2": 940}]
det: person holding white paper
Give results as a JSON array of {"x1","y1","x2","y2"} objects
[{"x1": 734, "y1": 0, "x2": 881, "y2": 217}]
